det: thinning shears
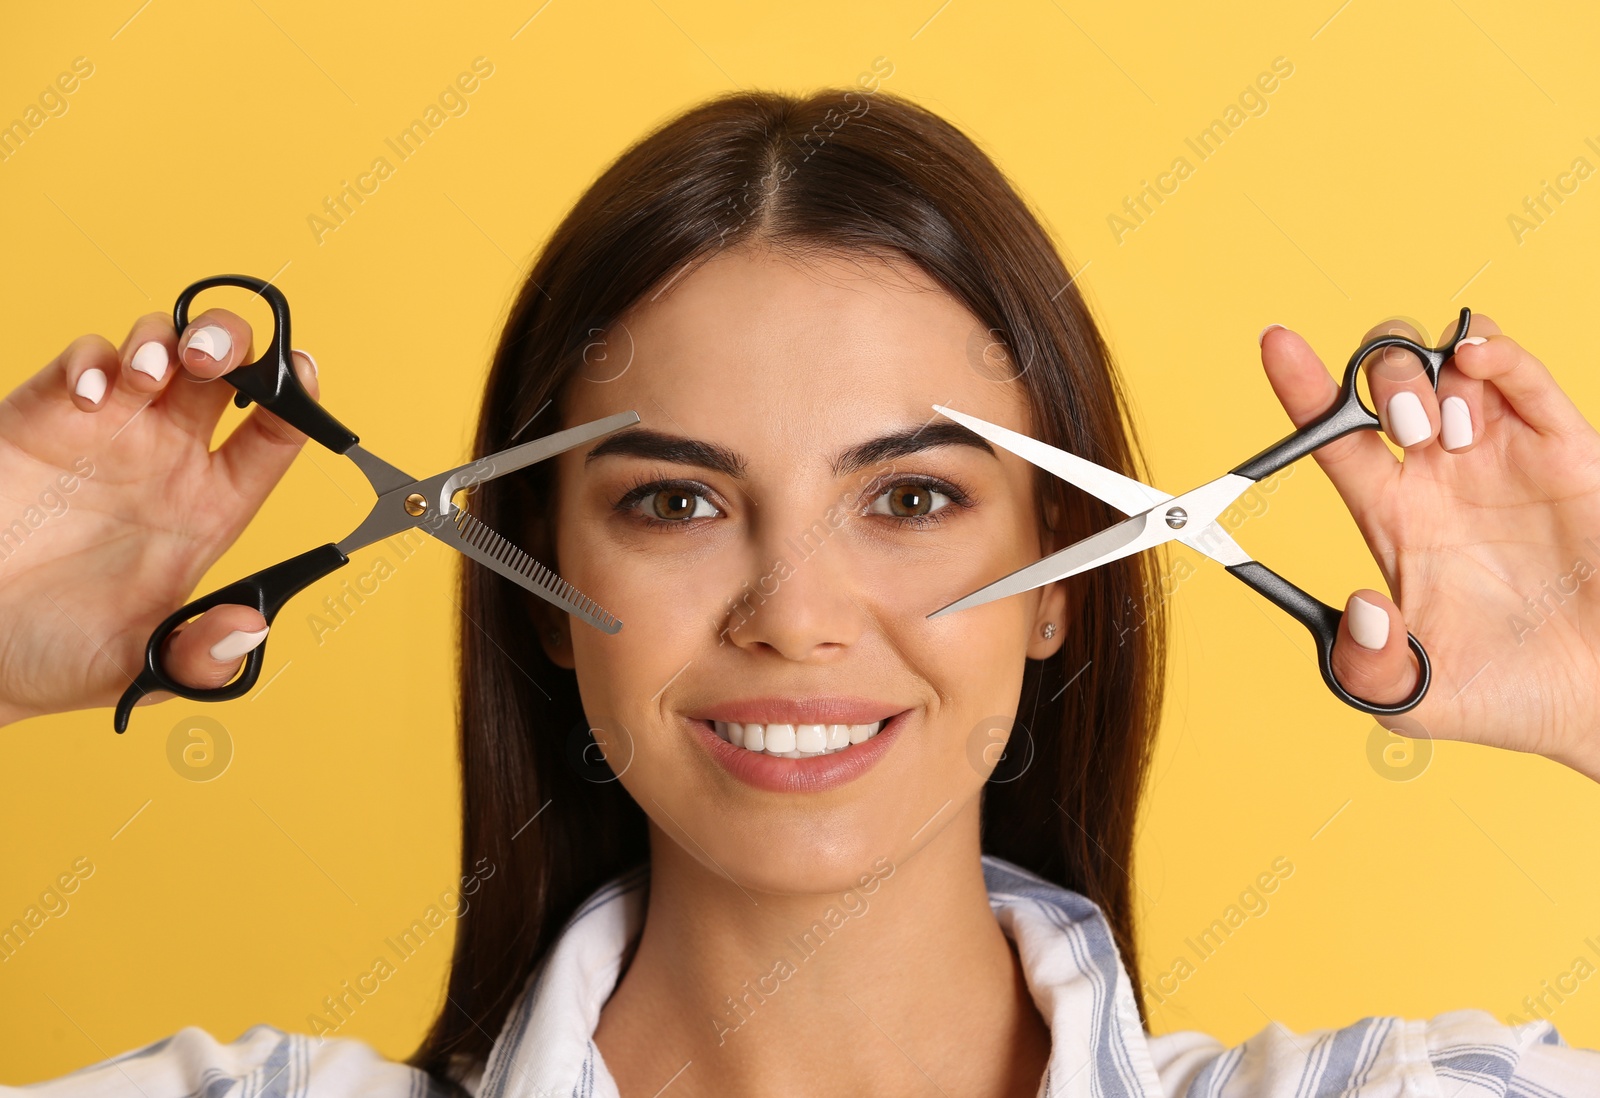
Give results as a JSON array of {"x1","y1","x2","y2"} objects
[
  {"x1": 927, "y1": 309, "x2": 1474, "y2": 716},
  {"x1": 113, "y1": 274, "x2": 638, "y2": 732}
]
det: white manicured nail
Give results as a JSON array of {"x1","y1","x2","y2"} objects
[
  {"x1": 1258, "y1": 324, "x2": 1284, "y2": 346},
  {"x1": 187, "y1": 325, "x2": 232, "y2": 362},
  {"x1": 209, "y1": 626, "x2": 269, "y2": 662},
  {"x1": 1385, "y1": 390, "x2": 1432, "y2": 447},
  {"x1": 75, "y1": 367, "x2": 107, "y2": 405},
  {"x1": 1440, "y1": 396, "x2": 1472, "y2": 450},
  {"x1": 131, "y1": 341, "x2": 169, "y2": 382},
  {"x1": 1347, "y1": 596, "x2": 1390, "y2": 650},
  {"x1": 293, "y1": 348, "x2": 318, "y2": 377},
  {"x1": 1454, "y1": 336, "x2": 1487, "y2": 353}
]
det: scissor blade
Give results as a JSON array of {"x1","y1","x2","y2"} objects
[
  {"x1": 426, "y1": 410, "x2": 643, "y2": 506},
  {"x1": 335, "y1": 411, "x2": 643, "y2": 558},
  {"x1": 931, "y1": 403, "x2": 1170, "y2": 516},
  {"x1": 431, "y1": 505, "x2": 622, "y2": 633},
  {"x1": 1180, "y1": 520, "x2": 1253, "y2": 568},
  {"x1": 926, "y1": 472, "x2": 1259, "y2": 619},
  {"x1": 928, "y1": 507, "x2": 1171, "y2": 618},
  {"x1": 933, "y1": 402, "x2": 1255, "y2": 568},
  {"x1": 1157, "y1": 473, "x2": 1258, "y2": 545}
]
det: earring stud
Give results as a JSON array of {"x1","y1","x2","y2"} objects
[{"x1": 1040, "y1": 622, "x2": 1057, "y2": 639}]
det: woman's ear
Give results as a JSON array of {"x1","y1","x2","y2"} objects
[
  {"x1": 1028, "y1": 577, "x2": 1075, "y2": 659},
  {"x1": 1029, "y1": 491, "x2": 1074, "y2": 659},
  {"x1": 533, "y1": 600, "x2": 575, "y2": 669},
  {"x1": 1042, "y1": 489, "x2": 1062, "y2": 534},
  {"x1": 516, "y1": 510, "x2": 574, "y2": 669},
  {"x1": 1024, "y1": 486, "x2": 1075, "y2": 659}
]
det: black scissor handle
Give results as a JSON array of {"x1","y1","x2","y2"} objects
[
  {"x1": 1226, "y1": 560, "x2": 1430, "y2": 715},
  {"x1": 111, "y1": 543, "x2": 349, "y2": 733},
  {"x1": 174, "y1": 274, "x2": 359, "y2": 455},
  {"x1": 1230, "y1": 308, "x2": 1473, "y2": 482}
]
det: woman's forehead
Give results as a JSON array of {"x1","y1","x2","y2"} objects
[
  {"x1": 562, "y1": 246, "x2": 1033, "y2": 443},
  {"x1": 630, "y1": 245, "x2": 966, "y2": 354}
]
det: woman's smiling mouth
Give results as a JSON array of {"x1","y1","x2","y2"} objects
[{"x1": 684, "y1": 697, "x2": 912, "y2": 793}]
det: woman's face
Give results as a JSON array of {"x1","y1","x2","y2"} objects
[{"x1": 539, "y1": 244, "x2": 1069, "y2": 893}]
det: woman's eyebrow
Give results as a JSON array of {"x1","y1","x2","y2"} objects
[{"x1": 582, "y1": 422, "x2": 997, "y2": 478}]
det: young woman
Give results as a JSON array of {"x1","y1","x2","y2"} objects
[{"x1": 2, "y1": 88, "x2": 1597, "y2": 1097}]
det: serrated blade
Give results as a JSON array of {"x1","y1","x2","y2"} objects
[{"x1": 434, "y1": 505, "x2": 622, "y2": 634}]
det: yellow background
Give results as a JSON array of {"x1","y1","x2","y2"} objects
[{"x1": 3, "y1": 0, "x2": 1599, "y2": 1083}]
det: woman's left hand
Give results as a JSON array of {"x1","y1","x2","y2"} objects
[{"x1": 1259, "y1": 313, "x2": 1600, "y2": 782}]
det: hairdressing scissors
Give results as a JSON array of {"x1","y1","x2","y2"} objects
[
  {"x1": 928, "y1": 308, "x2": 1474, "y2": 716},
  {"x1": 112, "y1": 273, "x2": 638, "y2": 733}
]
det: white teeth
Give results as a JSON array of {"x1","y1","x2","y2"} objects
[
  {"x1": 765, "y1": 723, "x2": 796, "y2": 753},
  {"x1": 710, "y1": 718, "x2": 885, "y2": 758}
]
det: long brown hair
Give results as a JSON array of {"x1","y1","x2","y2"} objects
[{"x1": 408, "y1": 85, "x2": 1168, "y2": 1085}]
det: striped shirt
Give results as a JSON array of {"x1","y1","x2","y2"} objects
[{"x1": 6, "y1": 855, "x2": 1595, "y2": 1096}]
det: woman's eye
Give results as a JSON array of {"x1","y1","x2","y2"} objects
[
  {"x1": 867, "y1": 480, "x2": 952, "y2": 521},
  {"x1": 618, "y1": 477, "x2": 965, "y2": 529},
  {"x1": 629, "y1": 486, "x2": 719, "y2": 523}
]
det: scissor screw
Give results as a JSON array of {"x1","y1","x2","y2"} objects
[
  {"x1": 1165, "y1": 506, "x2": 1188, "y2": 529},
  {"x1": 404, "y1": 493, "x2": 427, "y2": 517}
]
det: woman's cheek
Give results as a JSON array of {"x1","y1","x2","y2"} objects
[{"x1": 565, "y1": 538, "x2": 731, "y2": 776}]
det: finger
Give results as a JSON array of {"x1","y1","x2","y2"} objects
[
  {"x1": 215, "y1": 349, "x2": 320, "y2": 500},
  {"x1": 58, "y1": 334, "x2": 123, "y2": 413},
  {"x1": 176, "y1": 307, "x2": 255, "y2": 381},
  {"x1": 1437, "y1": 313, "x2": 1494, "y2": 452},
  {"x1": 115, "y1": 312, "x2": 181, "y2": 398},
  {"x1": 1454, "y1": 311, "x2": 1502, "y2": 339},
  {"x1": 1329, "y1": 588, "x2": 1419, "y2": 708},
  {"x1": 1441, "y1": 312, "x2": 1515, "y2": 433},
  {"x1": 1448, "y1": 328, "x2": 1590, "y2": 442},
  {"x1": 1259, "y1": 324, "x2": 1397, "y2": 518},
  {"x1": 158, "y1": 604, "x2": 270, "y2": 691},
  {"x1": 162, "y1": 307, "x2": 257, "y2": 439},
  {"x1": 1433, "y1": 358, "x2": 1484, "y2": 453},
  {"x1": 1357, "y1": 319, "x2": 1437, "y2": 452}
]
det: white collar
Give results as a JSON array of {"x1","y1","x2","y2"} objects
[{"x1": 470, "y1": 855, "x2": 1165, "y2": 1098}]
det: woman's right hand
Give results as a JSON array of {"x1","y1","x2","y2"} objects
[{"x1": 0, "y1": 307, "x2": 321, "y2": 728}]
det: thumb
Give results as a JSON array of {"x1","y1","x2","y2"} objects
[
  {"x1": 215, "y1": 347, "x2": 320, "y2": 500},
  {"x1": 1329, "y1": 589, "x2": 1419, "y2": 709}
]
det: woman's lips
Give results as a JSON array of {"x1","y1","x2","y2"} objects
[{"x1": 687, "y1": 709, "x2": 911, "y2": 794}]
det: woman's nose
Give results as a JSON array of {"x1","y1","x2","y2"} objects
[{"x1": 715, "y1": 523, "x2": 867, "y2": 660}]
